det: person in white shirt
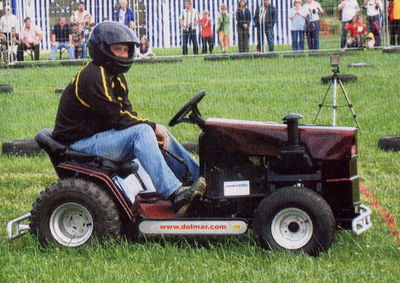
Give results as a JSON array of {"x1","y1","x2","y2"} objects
[
  {"x1": 0, "y1": 6, "x2": 19, "y2": 44},
  {"x1": 338, "y1": 0, "x2": 360, "y2": 48},
  {"x1": 179, "y1": 0, "x2": 199, "y2": 55},
  {"x1": 289, "y1": 0, "x2": 308, "y2": 51},
  {"x1": 113, "y1": 0, "x2": 135, "y2": 26},
  {"x1": 364, "y1": 0, "x2": 383, "y2": 46},
  {"x1": 303, "y1": 0, "x2": 324, "y2": 50}
]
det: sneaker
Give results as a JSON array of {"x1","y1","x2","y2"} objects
[{"x1": 170, "y1": 177, "x2": 206, "y2": 217}]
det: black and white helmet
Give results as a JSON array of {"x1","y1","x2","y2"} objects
[{"x1": 88, "y1": 21, "x2": 139, "y2": 74}]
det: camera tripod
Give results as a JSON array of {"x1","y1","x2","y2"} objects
[{"x1": 313, "y1": 66, "x2": 361, "y2": 133}]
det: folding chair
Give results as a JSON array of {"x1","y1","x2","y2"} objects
[
  {"x1": 59, "y1": 47, "x2": 66, "y2": 59},
  {"x1": 24, "y1": 48, "x2": 34, "y2": 60}
]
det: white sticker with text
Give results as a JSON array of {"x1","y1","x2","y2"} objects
[{"x1": 223, "y1": 180, "x2": 250, "y2": 196}]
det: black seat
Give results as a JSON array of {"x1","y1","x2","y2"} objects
[{"x1": 35, "y1": 129, "x2": 138, "y2": 178}]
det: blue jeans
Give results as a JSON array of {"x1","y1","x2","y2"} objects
[
  {"x1": 341, "y1": 21, "x2": 352, "y2": 48},
  {"x1": 50, "y1": 41, "x2": 75, "y2": 60},
  {"x1": 257, "y1": 26, "x2": 275, "y2": 52},
  {"x1": 69, "y1": 124, "x2": 199, "y2": 198},
  {"x1": 307, "y1": 21, "x2": 320, "y2": 50},
  {"x1": 82, "y1": 42, "x2": 88, "y2": 59},
  {"x1": 182, "y1": 28, "x2": 198, "y2": 55},
  {"x1": 291, "y1": 30, "x2": 304, "y2": 51}
]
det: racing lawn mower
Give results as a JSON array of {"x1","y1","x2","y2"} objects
[{"x1": 7, "y1": 91, "x2": 371, "y2": 256}]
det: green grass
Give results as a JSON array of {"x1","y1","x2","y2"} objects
[{"x1": 1, "y1": 50, "x2": 399, "y2": 282}]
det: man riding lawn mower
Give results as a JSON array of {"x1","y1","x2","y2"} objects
[{"x1": 7, "y1": 22, "x2": 371, "y2": 256}]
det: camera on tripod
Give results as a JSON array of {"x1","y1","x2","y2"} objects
[
  {"x1": 330, "y1": 55, "x2": 340, "y2": 73},
  {"x1": 314, "y1": 55, "x2": 361, "y2": 131},
  {"x1": 330, "y1": 55, "x2": 339, "y2": 67}
]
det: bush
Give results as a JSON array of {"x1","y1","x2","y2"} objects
[{"x1": 320, "y1": 0, "x2": 340, "y2": 17}]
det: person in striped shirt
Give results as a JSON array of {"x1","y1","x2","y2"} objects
[{"x1": 179, "y1": 0, "x2": 199, "y2": 55}]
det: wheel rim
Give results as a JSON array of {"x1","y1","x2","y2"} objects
[
  {"x1": 49, "y1": 202, "x2": 94, "y2": 247},
  {"x1": 271, "y1": 207, "x2": 313, "y2": 250}
]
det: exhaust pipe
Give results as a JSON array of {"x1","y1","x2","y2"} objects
[{"x1": 282, "y1": 113, "x2": 303, "y2": 147}]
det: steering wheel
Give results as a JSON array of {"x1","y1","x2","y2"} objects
[{"x1": 169, "y1": 90, "x2": 206, "y2": 128}]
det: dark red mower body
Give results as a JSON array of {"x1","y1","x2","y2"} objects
[{"x1": 199, "y1": 118, "x2": 359, "y2": 229}]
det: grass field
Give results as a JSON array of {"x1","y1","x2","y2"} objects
[{"x1": 0, "y1": 49, "x2": 399, "y2": 282}]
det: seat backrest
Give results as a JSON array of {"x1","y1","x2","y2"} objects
[
  {"x1": 35, "y1": 128, "x2": 67, "y2": 155},
  {"x1": 35, "y1": 129, "x2": 68, "y2": 176}
]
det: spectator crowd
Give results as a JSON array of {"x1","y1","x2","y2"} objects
[{"x1": 1, "y1": 0, "x2": 400, "y2": 62}]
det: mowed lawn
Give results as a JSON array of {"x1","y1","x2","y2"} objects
[{"x1": 0, "y1": 50, "x2": 399, "y2": 282}]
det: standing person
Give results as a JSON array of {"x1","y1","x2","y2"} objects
[
  {"x1": 70, "y1": 1, "x2": 93, "y2": 30},
  {"x1": 364, "y1": 0, "x2": 383, "y2": 46},
  {"x1": 388, "y1": 0, "x2": 400, "y2": 46},
  {"x1": 236, "y1": 0, "x2": 251, "y2": 53},
  {"x1": 179, "y1": 0, "x2": 199, "y2": 55},
  {"x1": 17, "y1": 17, "x2": 43, "y2": 61},
  {"x1": 199, "y1": 10, "x2": 213, "y2": 54},
  {"x1": 0, "y1": 6, "x2": 19, "y2": 46},
  {"x1": 289, "y1": 0, "x2": 307, "y2": 51},
  {"x1": 338, "y1": 0, "x2": 360, "y2": 48},
  {"x1": 303, "y1": 0, "x2": 324, "y2": 50},
  {"x1": 113, "y1": 0, "x2": 135, "y2": 26},
  {"x1": 52, "y1": 22, "x2": 206, "y2": 217},
  {"x1": 50, "y1": 17, "x2": 75, "y2": 60},
  {"x1": 217, "y1": 3, "x2": 230, "y2": 53},
  {"x1": 254, "y1": 0, "x2": 277, "y2": 52}
]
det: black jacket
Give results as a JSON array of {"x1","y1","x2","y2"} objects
[
  {"x1": 236, "y1": 8, "x2": 252, "y2": 28},
  {"x1": 53, "y1": 62, "x2": 155, "y2": 145},
  {"x1": 254, "y1": 5, "x2": 277, "y2": 28}
]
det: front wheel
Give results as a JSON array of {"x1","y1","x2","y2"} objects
[
  {"x1": 253, "y1": 186, "x2": 335, "y2": 256},
  {"x1": 30, "y1": 178, "x2": 121, "y2": 247}
]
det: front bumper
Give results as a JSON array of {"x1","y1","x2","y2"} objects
[
  {"x1": 352, "y1": 204, "x2": 372, "y2": 235},
  {"x1": 6, "y1": 212, "x2": 31, "y2": 241}
]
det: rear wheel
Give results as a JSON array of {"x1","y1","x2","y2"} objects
[
  {"x1": 30, "y1": 178, "x2": 121, "y2": 247},
  {"x1": 253, "y1": 186, "x2": 335, "y2": 256}
]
